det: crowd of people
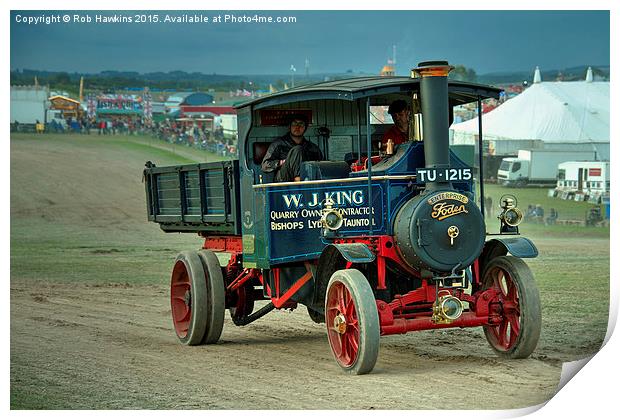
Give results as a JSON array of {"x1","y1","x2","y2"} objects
[
  {"x1": 14, "y1": 114, "x2": 238, "y2": 159},
  {"x1": 151, "y1": 119, "x2": 237, "y2": 158},
  {"x1": 523, "y1": 204, "x2": 559, "y2": 225},
  {"x1": 32, "y1": 115, "x2": 148, "y2": 136}
]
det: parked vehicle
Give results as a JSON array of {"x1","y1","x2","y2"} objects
[
  {"x1": 497, "y1": 149, "x2": 596, "y2": 186},
  {"x1": 143, "y1": 61, "x2": 541, "y2": 374},
  {"x1": 557, "y1": 160, "x2": 610, "y2": 196}
]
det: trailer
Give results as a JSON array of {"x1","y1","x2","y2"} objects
[
  {"x1": 144, "y1": 61, "x2": 541, "y2": 374},
  {"x1": 497, "y1": 149, "x2": 596, "y2": 186}
]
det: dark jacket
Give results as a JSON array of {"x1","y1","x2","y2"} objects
[{"x1": 261, "y1": 133, "x2": 323, "y2": 173}]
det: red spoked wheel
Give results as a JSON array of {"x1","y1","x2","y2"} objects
[
  {"x1": 482, "y1": 256, "x2": 541, "y2": 358},
  {"x1": 170, "y1": 251, "x2": 208, "y2": 345},
  {"x1": 325, "y1": 269, "x2": 379, "y2": 375}
]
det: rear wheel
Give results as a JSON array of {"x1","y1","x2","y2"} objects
[
  {"x1": 482, "y1": 256, "x2": 541, "y2": 358},
  {"x1": 325, "y1": 269, "x2": 380, "y2": 375},
  {"x1": 196, "y1": 250, "x2": 226, "y2": 344},
  {"x1": 170, "y1": 251, "x2": 208, "y2": 345}
]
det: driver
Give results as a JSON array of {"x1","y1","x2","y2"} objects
[{"x1": 261, "y1": 114, "x2": 323, "y2": 182}]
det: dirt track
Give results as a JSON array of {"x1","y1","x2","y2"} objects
[{"x1": 10, "y1": 134, "x2": 607, "y2": 409}]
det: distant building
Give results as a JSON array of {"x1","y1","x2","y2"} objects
[
  {"x1": 380, "y1": 60, "x2": 395, "y2": 77},
  {"x1": 164, "y1": 92, "x2": 214, "y2": 115},
  {"x1": 151, "y1": 102, "x2": 166, "y2": 115},
  {"x1": 49, "y1": 95, "x2": 82, "y2": 119},
  {"x1": 179, "y1": 105, "x2": 237, "y2": 135},
  {"x1": 95, "y1": 94, "x2": 144, "y2": 117},
  {"x1": 10, "y1": 85, "x2": 49, "y2": 124},
  {"x1": 179, "y1": 105, "x2": 235, "y2": 118}
]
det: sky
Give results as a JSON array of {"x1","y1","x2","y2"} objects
[{"x1": 10, "y1": 9, "x2": 610, "y2": 76}]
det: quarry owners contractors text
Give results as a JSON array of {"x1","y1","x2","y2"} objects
[{"x1": 14, "y1": 13, "x2": 297, "y2": 25}]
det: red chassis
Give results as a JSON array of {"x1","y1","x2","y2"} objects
[{"x1": 201, "y1": 235, "x2": 511, "y2": 340}]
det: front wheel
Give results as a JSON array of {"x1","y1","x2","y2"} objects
[
  {"x1": 325, "y1": 269, "x2": 380, "y2": 375},
  {"x1": 482, "y1": 256, "x2": 541, "y2": 358}
]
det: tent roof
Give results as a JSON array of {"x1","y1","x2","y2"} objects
[{"x1": 450, "y1": 81, "x2": 609, "y2": 143}]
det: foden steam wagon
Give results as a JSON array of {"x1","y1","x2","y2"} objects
[{"x1": 143, "y1": 61, "x2": 541, "y2": 374}]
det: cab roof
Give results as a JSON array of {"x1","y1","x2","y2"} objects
[{"x1": 235, "y1": 76, "x2": 503, "y2": 110}]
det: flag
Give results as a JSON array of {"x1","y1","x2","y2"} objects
[
  {"x1": 87, "y1": 95, "x2": 96, "y2": 119},
  {"x1": 143, "y1": 89, "x2": 152, "y2": 120}
]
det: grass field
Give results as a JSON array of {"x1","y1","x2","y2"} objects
[{"x1": 482, "y1": 182, "x2": 608, "y2": 224}]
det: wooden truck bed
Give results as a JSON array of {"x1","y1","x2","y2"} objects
[{"x1": 143, "y1": 160, "x2": 241, "y2": 235}]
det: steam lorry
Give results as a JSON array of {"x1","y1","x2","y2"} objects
[{"x1": 143, "y1": 61, "x2": 541, "y2": 374}]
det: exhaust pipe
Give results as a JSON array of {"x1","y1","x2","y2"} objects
[{"x1": 412, "y1": 61, "x2": 454, "y2": 192}]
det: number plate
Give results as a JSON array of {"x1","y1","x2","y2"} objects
[{"x1": 415, "y1": 167, "x2": 473, "y2": 183}]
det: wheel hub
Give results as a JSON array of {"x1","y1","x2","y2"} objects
[
  {"x1": 184, "y1": 290, "x2": 191, "y2": 307},
  {"x1": 333, "y1": 313, "x2": 347, "y2": 334}
]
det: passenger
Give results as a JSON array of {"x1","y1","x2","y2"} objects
[
  {"x1": 381, "y1": 99, "x2": 411, "y2": 149},
  {"x1": 261, "y1": 114, "x2": 323, "y2": 182}
]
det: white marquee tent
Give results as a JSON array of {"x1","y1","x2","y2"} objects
[{"x1": 450, "y1": 67, "x2": 610, "y2": 160}]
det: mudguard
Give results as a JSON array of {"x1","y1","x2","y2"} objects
[
  {"x1": 480, "y1": 237, "x2": 538, "y2": 273},
  {"x1": 476, "y1": 236, "x2": 538, "y2": 293},
  {"x1": 311, "y1": 243, "x2": 376, "y2": 309},
  {"x1": 488, "y1": 237, "x2": 538, "y2": 258},
  {"x1": 328, "y1": 243, "x2": 376, "y2": 263}
]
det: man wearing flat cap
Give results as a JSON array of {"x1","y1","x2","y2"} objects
[
  {"x1": 261, "y1": 114, "x2": 323, "y2": 182},
  {"x1": 381, "y1": 99, "x2": 410, "y2": 149}
]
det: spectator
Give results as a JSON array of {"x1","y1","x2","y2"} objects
[
  {"x1": 524, "y1": 204, "x2": 535, "y2": 222},
  {"x1": 35, "y1": 120, "x2": 44, "y2": 134},
  {"x1": 533, "y1": 204, "x2": 544, "y2": 224},
  {"x1": 586, "y1": 206, "x2": 602, "y2": 227},
  {"x1": 546, "y1": 208, "x2": 558, "y2": 225},
  {"x1": 484, "y1": 196, "x2": 493, "y2": 218}
]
